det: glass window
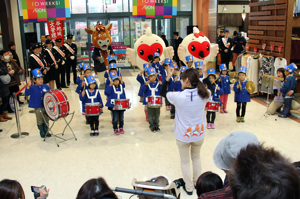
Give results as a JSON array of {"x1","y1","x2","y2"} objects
[
  {"x1": 88, "y1": 0, "x2": 128, "y2": 13},
  {"x1": 71, "y1": 0, "x2": 87, "y2": 14},
  {"x1": 88, "y1": 0, "x2": 104, "y2": 13},
  {"x1": 176, "y1": 17, "x2": 189, "y2": 38},
  {"x1": 178, "y1": 0, "x2": 192, "y2": 11},
  {"x1": 130, "y1": 18, "x2": 152, "y2": 47}
]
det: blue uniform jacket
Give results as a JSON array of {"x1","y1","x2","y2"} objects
[
  {"x1": 141, "y1": 81, "x2": 162, "y2": 105},
  {"x1": 80, "y1": 89, "x2": 103, "y2": 108},
  {"x1": 25, "y1": 84, "x2": 51, "y2": 108},
  {"x1": 234, "y1": 80, "x2": 251, "y2": 102},
  {"x1": 136, "y1": 74, "x2": 149, "y2": 97},
  {"x1": 280, "y1": 76, "x2": 297, "y2": 98},
  {"x1": 152, "y1": 62, "x2": 163, "y2": 72},
  {"x1": 210, "y1": 84, "x2": 223, "y2": 106},
  {"x1": 75, "y1": 75, "x2": 85, "y2": 94},
  {"x1": 170, "y1": 81, "x2": 183, "y2": 92},
  {"x1": 157, "y1": 64, "x2": 167, "y2": 83},
  {"x1": 105, "y1": 83, "x2": 126, "y2": 108},
  {"x1": 217, "y1": 75, "x2": 231, "y2": 94},
  {"x1": 168, "y1": 75, "x2": 179, "y2": 91}
]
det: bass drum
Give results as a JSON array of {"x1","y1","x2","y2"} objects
[{"x1": 43, "y1": 90, "x2": 69, "y2": 121}]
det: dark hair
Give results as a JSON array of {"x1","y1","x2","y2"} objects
[
  {"x1": 76, "y1": 177, "x2": 117, "y2": 199},
  {"x1": 8, "y1": 41, "x2": 15, "y2": 49},
  {"x1": 108, "y1": 60, "x2": 116, "y2": 64},
  {"x1": 0, "y1": 50, "x2": 8, "y2": 56},
  {"x1": 293, "y1": 162, "x2": 300, "y2": 175},
  {"x1": 0, "y1": 179, "x2": 25, "y2": 199},
  {"x1": 173, "y1": 32, "x2": 179, "y2": 36},
  {"x1": 180, "y1": 69, "x2": 210, "y2": 99},
  {"x1": 277, "y1": 68, "x2": 286, "y2": 80},
  {"x1": 229, "y1": 144, "x2": 300, "y2": 199},
  {"x1": 88, "y1": 82, "x2": 96, "y2": 89},
  {"x1": 40, "y1": 35, "x2": 45, "y2": 38},
  {"x1": 233, "y1": 31, "x2": 238, "y2": 36},
  {"x1": 196, "y1": 172, "x2": 223, "y2": 197}
]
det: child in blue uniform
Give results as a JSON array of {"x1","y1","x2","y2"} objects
[
  {"x1": 217, "y1": 64, "x2": 231, "y2": 113},
  {"x1": 234, "y1": 66, "x2": 251, "y2": 122},
  {"x1": 104, "y1": 55, "x2": 120, "y2": 79},
  {"x1": 152, "y1": 52, "x2": 163, "y2": 72},
  {"x1": 278, "y1": 63, "x2": 298, "y2": 118},
  {"x1": 186, "y1": 55, "x2": 194, "y2": 68},
  {"x1": 194, "y1": 61, "x2": 204, "y2": 82},
  {"x1": 137, "y1": 63, "x2": 151, "y2": 121},
  {"x1": 75, "y1": 62, "x2": 85, "y2": 87},
  {"x1": 25, "y1": 69, "x2": 51, "y2": 138},
  {"x1": 105, "y1": 63, "x2": 121, "y2": 90},
  {"x1": 204, "y1": 68, "x2": 223, "y2": 129},
  {"x1": 105, "y1": 71, "x2": 126, "y2": 135},
  {"x1": 141, "y1": 67, "x2": 162, "y2": 132},
  {"x1": 80, "y1": 76, "x2": 103, "y2": 136}
]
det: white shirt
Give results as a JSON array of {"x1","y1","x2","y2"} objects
[
  {"x1": 274, "y1": 58, "x2": 287, "y2": 76},
  {"x1": 167, "y1": 88, "x2": 211, "y2": 143}
]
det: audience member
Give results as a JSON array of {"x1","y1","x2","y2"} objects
[
  {"x1": 196, "y1": 172, "x2": 223, "y2": 197},
  {"x1": 229, "y1": 144, "x2": 300, "y2": 199},
  {"x1": 76, "y1": 177, "x2": 118, "y2": 199}
]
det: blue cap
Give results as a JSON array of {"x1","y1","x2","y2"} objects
[
  {"x1": 110, "y1": 71, "x2": 119, "y2": 81},
  {"x1": 153, "y1": 52, "x2": 160, "y2": 58},
  {"x1": 143, "y1": 63, "x2": 151, "y2": 69},
  {"x1": 238, "y1": 66, "x2": 247, "y2": 74},
  {"x1": 207, "y1": 68, "x2": 216, "y2": 77},
  {"x1": 284, "y1": 63, "x2": 297, "y2": 73},
  {"x1": 194, "y1": 61, "x2": 203, "y2": 69},
  {"x1": 32, "y1": 68, "x2": 43, "y2": 78},
  {"x1": 109, "y1": 63, "x2": 117, "y2": 70},
  {"x1": 225, "y1": 29, "x2": 230, "y2": 33},
  {"x1": 170, "y1": 63, "x2": 178, "y2": 69},
  {"x1": 147, "y1": 67, "x2": 157, "y2": 76},
  {"x1": 107, "y1": 55, "x2": 117, "y2": 62},
  {"x1": 219, "y1": 63, "x2": 227, "y2": 71},
  {"x1": 186, "y1": 55, "x2": 193, "y2": 62},
  {"x1": 180, "y1": 66, "x2": 188, "y2": 73},
  {"x1": 82, "y1": 64, "x2": 91, "y2": 71},
  {"x1": 164, "y1": 58, "x2": 172, "y2": 64},
  {"x1": 79, "y1": 62, "x2": 85, "y2": 69},
  {"x1": 86, "y1": 76, "x2": 96, "y2": 85}
]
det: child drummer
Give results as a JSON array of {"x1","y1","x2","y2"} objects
[
  {"x1": 233, "y1": 66, "x2": 251, "y2": 123},
  {"x1": 137, "y1": 63, "x2": 151, "y2": 122},
  {"x1": 186, "y1": 55, "x2": 194, "y2": 68},
  {"x1": 105, "y1": 71, "x2": 126, "y2": 135},
  {"x1": 80, "y1": 76, "x2": 103, "y2": 136},
  {"x1": 141, "y1": 67, "x2": 163, "y2": 132},
  {"x1": 25, "y1": 69, "x2": 51, "y2": 138}
]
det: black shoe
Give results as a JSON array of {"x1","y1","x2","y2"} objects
[
  {"x1": 46, "y1": 133, "x2": 52, "y2": 137},
  {"x1": 174, "y1": 178, "x2": 185, "y2": 189},
  {"x1": 67, "y1": 83, "x2": 70, "y2": 86},
  {"x1": 151, "y1": 128, "x2": 155, "y2": 132},
  {"x1": 62, "y1": 86, "x2": 69, "y2": 88},
  {"x1": 155, "y1": 127, "x2": 160, "y2": 131},
  {"x1": 183, "y1": 186, "x2": 193, "y2": 195},
  {"x1": 18, "y1": 101, "x2": 24, "y2": 105},
  {"x1": 0, "y1": 129, "x2": 2, "y2": 132},
  {"x1": 170, "y1": 116, "x2": 174, "y2": 119},
  {"x1": 90, "y1": 131, "x2": 95, "y2": 136}
]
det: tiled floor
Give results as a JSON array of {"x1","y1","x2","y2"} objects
[{"x1": 0, "y1": 71, "x2": 299, "y2": 199}]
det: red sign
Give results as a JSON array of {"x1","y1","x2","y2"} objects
[
  {"x1": 245, "y1": 45, "x2": 249, "y2": 50},
  {"x1": 47, "y1": 20, "x2": 64, "y2": 45},
  {"x1": 262, "y1": 44, "x2": 266, "y2": 50},
  {"x1": 270, "y1": 45, "x2": 274, "y2": 51},
  {"x1": 254, "y1": 48, "x2": 258, "y2": 52},
  {"x1": 278, "y1": 46, "x2": 282, "y2": 52}
]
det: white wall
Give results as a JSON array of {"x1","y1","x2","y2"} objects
[
  {"x1": 218, "y1": 5, "x2": 250, "y2": 14},
  {"x1": 10, "y1": 0, "x2": 24, "y2": 68},
  {"x1": 193, "y1": 0, "x2": 197, "y2": 25}
]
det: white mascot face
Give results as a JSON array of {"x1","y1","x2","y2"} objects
[
  {"x1": 126, "y1": 27, "x2": 174, "y2": 67},
  {"x1": 179, "y1": 27, "x2": 215, "y2": 65}
]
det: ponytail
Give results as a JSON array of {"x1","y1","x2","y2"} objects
[{"x1": 180, "y1": 68, "x2": 210, "y2": 99}]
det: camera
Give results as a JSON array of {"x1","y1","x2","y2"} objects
[{"x1": 31, "y1": 185, "x2": 48, "y2": 199}]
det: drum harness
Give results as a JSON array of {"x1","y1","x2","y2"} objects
[
  {"x1": 148, "y1": 82, "x2": 159, "y2": 96},
  {"x1": 113, "y1": 84, "x2": 123, "y2": 100},
  {"x1": 85, "y1": 90, "x2": 99, "y2": 104}
]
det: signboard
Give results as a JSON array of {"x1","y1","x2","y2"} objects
[
  {"x1": 47, "y1": 20, "x2": 64, "y2": 45},
  {"x1": 132, "y1": 0, "x2": 177, "y2": 18},
  {"x1": 22, "y1": 0, "x2": 71, "y2": 22},
  {"x1": 278, "y1": 46, "x2": 282, "y2": 52},
  {"x1": 258, "y1": 0, "x2": 275, "y2": 5},
  {"x1": 111, "y1": 42, "x2": 130, "y2": 64},
  {"x1": 270, "y1": 45, "x2": 274, "y2": 51}
]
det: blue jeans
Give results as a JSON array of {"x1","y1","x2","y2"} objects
[
  {"x1": 112, "y1": 110, "x2": 124, "y2": 130},
  {"x1": 283, "y1": 98, "x2": 293, "y2": 115}
]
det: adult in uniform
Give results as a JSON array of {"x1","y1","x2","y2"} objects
[
  {"x1": 219, "y1": 29, "x2": 233, "y2": 71},
  {"x1": 44, "y1": 39, "x2": 58, "y2": 90},
  {"x1": 64, "y1": 33, "x2": 77, "y2": 86},
  {"x1": 216, "y1": 30, "x2": 225, "y2": 68},
  {"x1": 29, "y1": 43, "x2": 48, "y2": 80},
  {"x1": 52, "y1": 38, "x2": 67, "y2": 89}
]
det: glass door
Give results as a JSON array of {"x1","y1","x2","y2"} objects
[{"x1": 155, "y1": 19, "x2": 171, "y2": 46}]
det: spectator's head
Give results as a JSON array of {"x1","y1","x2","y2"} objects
[
  {"x1": 213, "y1": 131, "x2": 259, "y2": 171},
  {"x1": 229, "y1": 144, "x2": 300, "y2": 199},
  {"x1": 233, "y1": 31, "x2": 238, "y2": 37},
  {"x1": 8, "y1": 41, "x2": 16, "y2": 50},
  {"x1": 219, "y1": 30, "x2": 224, "y2": 37},
  {"x1": 0, "y1": 179, "x2": 25, "y2": 199},
  {"x1": 161, "y1": 35, "x2": 166, "y2": 39},
  {"x1": 0, "y1": 50, "x2": 9, "y2": 60},
  {"x1": 40, "y1": 35, "x2": 46, "y2": 43},
  {"x1": 173, "y1": 32, "x2": 179, "y2": 39},
  {"x1": 196, "y1": 172, "x2": 223, "y2": 197},
  {"x1": 45, "y1": 35, "x2": 50, "y2": 40},
  {"x1": 277, "y1": 68, "x2": 286, "y2": 79},
  {"x1": 224, "y1": 29, "x2": 230, "y2": 37},
  {"x1": 76, "y1": 177, "x2": 117, "y2": 199}
]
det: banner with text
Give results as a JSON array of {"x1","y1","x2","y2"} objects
[
  {"x1": 22, "y1": 0, "x2": 71, "y2": 22},
  {"x1": 132, "y1": 0, "x2": 177, "y2": 18},
  {"x1": 47, "y1": 20, "x2": 64, "y2": 45}
]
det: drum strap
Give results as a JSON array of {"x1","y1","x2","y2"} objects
[
  {"x1": 113, "y1": 84, "x2": 123, "y2": 99},
  {"x1": 86, "y1": 90, "x2": 99, "y2": 104},
  {"x1": 148, "y1": 82, "x2": 159, "y2": 96},
  {"x1": 210, "y1": 85, "x2": 218, "y2": 101}
]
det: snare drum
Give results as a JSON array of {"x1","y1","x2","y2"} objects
[
  {"x1": 113, "y1": 99, "x2": 130, "y2": 110},
  {"x1": 205, "y1": 101, "x2": 219, "y2": 112},
  {"x1": 147, "y1": 96, "x2": 163, "y2": 108},
  {"x1": 43, "y1": 90, "x2": 69, "y2": 121},
  {"x1": 86, "y1": 103, "x2": 102, "y2": 116}
]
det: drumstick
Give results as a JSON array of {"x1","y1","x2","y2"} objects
[{"x1": 239, "y1": 80, "x2": 242, "y2": 91}]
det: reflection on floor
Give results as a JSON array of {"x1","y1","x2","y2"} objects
[{"x1": 0, "y1": 70, "x2": 299, "y2": 199}]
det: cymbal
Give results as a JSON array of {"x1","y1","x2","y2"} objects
[
  {"x1": 246, "y1": 81, "x2": 255, "y2": 94},
  {"x1": 229, "y1": 72, "x2": 238, "y2": 84}
]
